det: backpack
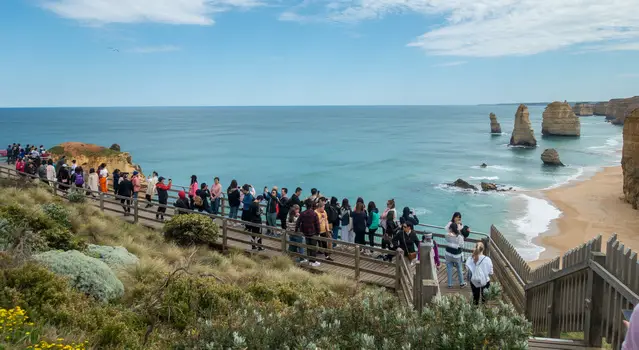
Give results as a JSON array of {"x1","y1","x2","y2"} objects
[
  {"x1": 327, "y1": 205, "x2": 338, "y2": 223},
  {"x1": 75, "y1": 173, "x2": 84, "y2": 186},
  {"x1": 193, "y1": 195, "x2": 203, "y2": 208},
  {"x1": 369, "y1": 211, "x2": 380, "y2": 230},
  {"x1": 471, "y1": 257, "x2": 489, "y2": 288}
]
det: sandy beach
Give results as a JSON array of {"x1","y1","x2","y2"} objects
[{"x1": 533, "y1": 166, "x2": 639, "y2": 264}]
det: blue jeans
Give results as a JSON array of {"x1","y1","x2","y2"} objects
[
  {"x1": 212, "y1": 198, "x2": 220, "y2": 215},
  {"x1": 266, "y1": 212, "x2": 277, "y2": 235},
  {"x1": 446, "y1": 258, "x2": 465, "y2": 287},
  {"x1": 331, "y1": 225, "x2": 340, "y2": 247},
  {"x1": 229, "y1": 206, "x2": 239, "y2": 219},
  {"x1": 288, "y1": 234, "x2": 305, "y2": 259},
  {"x1": 133, "y1": 192, "x2": 138, "y2": 199}
]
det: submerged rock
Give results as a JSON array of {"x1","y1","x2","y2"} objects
[
  {"x1": 490, "y1": 113, "x2": 502, "y2": 134},
  {"x1": 622, "y1": 109, "x2": 639, "y2": 208},
  {"x1": 509, "y1": 104, "x2": 537, "y2": 147},
  {"x1": 542, "y1": 102, "x2": 580, "y2": 136},
  {"x1": 541, "y1": 148, "x2": 564, "y2": 166},
  {"x1": 448, "y1": 179, "x2": 478, "y2": 191},
  {"x1": 480, "y1": 163, "x2": 488, "y2": 168}
]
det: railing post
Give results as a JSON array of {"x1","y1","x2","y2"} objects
[
  {"x1": 547, "y1": 269, "x2": 561, "y2": 338},
  {"x1": 585, "y1": 252, "x2": 606, "y2": 347},
  {"x1": 133, "y1": 199, "x2": 139, "y2": 223},
  {"x1": 222, "y1": 218, "x2": 228, "y2": 250},
  {"x1": 354, "y1": 247, "x2": 360, "y2": 281},
  {"x1": 395, "y1": 253, "x2": 401, "y2": 290},
  {"x1": 281, "y1": 230, "x2": 287, "y2": 253},
  {"x1": 221, "y1": 198, "x2": 225, "y2": 216},
  {"x1": 99, "y1": 192, "x2": 105, "y2": 211}
]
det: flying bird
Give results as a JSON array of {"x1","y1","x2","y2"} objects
[{"x1": 108, "y1": 47, "x2": 119, "y2": 52}]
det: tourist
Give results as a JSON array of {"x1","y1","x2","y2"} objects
[
  {"x1": 131, "y1": 171, "x2": 141, "y2": 200},
  {"x1": 188, "y1": 175, "x2": 198, "y2": 209},
  {"x1": 117, "y1": 173, "x2": 133, "y2": 215},
  {"x1": 227, "y1": 179, "x2": 241, "y2": 220},
  {"x1": 466, "y1": 242, "x2": 493, "y2": 305},
  {"x1": 419, "y1": 233, "x2": 440, "y2": 267},
  {"x1": 623, "y1": 304, "x2": 638, "y2": 350},
  {"x1": 352, "y1": 201, "x2": 368, "y2": 249},
  {"x1": 380, "y1": 199, "x2": 397, "y2": 235},
  {"x1": 196, "y1": 183, "x2": 212, "y2": 213},
  {"x1": 339, "y1": 198, "x2": 353, "y2": 244},
  {"x1": 73, "y1": 166, "x2": 84, "y2": 189},
  {"x1": 71, "y1": 160, "x2": 77, "y2": 172},
  {"x1": 57, "y1": 164, "x2": 71, "y2": 191},
  {"x1": 367, "y1": 201, "x2": 380, "y2": 252},
  {"x1": 37, "y1": 160, "x2": 47, "y2": 180},
  {"x1": 306, "y1": 188, "x2": 319, "y2": 210},
  {"x1": 393, "y1": 221, "x2": 420, "y2": 265},
  {"x1": 241, "y1": 184, "x2": 255, "y2": 223},
  {"x1": 286, "y1": 204, "x2": 306, "y2": 262},
  {"x1": 145, "y1": 171, "x2": 159, "y2": 208},
  {"x1": 400, "y1": 207, "x2": 420, "y2": 226},
  {"x1": 327, "y1": 197, "x2": 341, "y2": 246},
  {"x1": 264, "y1": 187, "x2": 281, "y2": 236},
  {"x1": 289, "y1": 187, "x2": 302, "y2": 209},
  {"x1": 98, "y1": 163, "x2": 109, "y2": 194},
  {"x1": 6, "y1": 144, "x2": 12, "y2": 164},
  {"x1": 246, "y1": 195, "x2": 264, "y2": 251},
  {"x1": 15, "y1": 157, "x2": 25, "y2": 174},
  {"x1": 380, "y1": 210, "x2": 400, "y2": 262},
  {"x1": 46, "y1": 159, "x2": 56, "y2": 185},
  {"x1": 174, "y1": 190, "x2": 191, "y2": 215},
  {"x1": 211, "y1": 177, "x2": 222, "y2": 215},
  {"x1": 112, "y1": 169, "x2": 121, "y2": 196},
  {"x1": 297, "y1": 198, "x2": 321, "y2": 267},
  {"x1": 316, "y1": 197, "x2": 333, "y2": 261},
  {"x1": 18, "y1": 148, "x2": 25, "y2": 161},
  {"x1": 155, "y1": 177, "x2": 172, "y2": 221},
  {"x1": 277, "y1": 188, "x2": 289, "y2": 229},
  {"x1": 39, "y1": 145, "x2": 45, "y2": 155},
  {"x1": 87, "y1": 168, "x2": 99, "y2": 196},
  {"x1": 445, "y1": 212, "x2": 467, "y2": 288},
  {"x1": 12, "y1": 144, "x2": 19, "y2": 165},
  {"x1": 55, "y1": 156, "x2": 66, "y2": 178}
]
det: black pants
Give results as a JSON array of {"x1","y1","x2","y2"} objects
[
  {"x1": 120, "y1": 198, "x2": 131, "y2": 213},
  {"x1": 247, "y1": 224, "x2": 262, "y2": 248},
  {"x1": 189, "y1": 195, "x2": 195, "y2": 209},
  {"x1": 382, "y1": 238, "x2": 394, "y2": 261},
  {"x1": 368, "y1": 228, "x2": 377, "y2": 247},
  {"x1": 471, "y1": 282, "x2": 490, "y2": 305},
  {"x1": 354, "y1": 229, "x2": 366, "y2": 245},
  {"x1": 305, "y1": 235, "x2": 318, "y2": 262},
  {"x1": 280, "y1": 216, "x2": 287, "y2": 230},
  {"x1": 157, "y1": 201, "x2": 167, "y2": 217},
  {"x1": 319, "y1": 232, "x2": 330, "y2": 256}
]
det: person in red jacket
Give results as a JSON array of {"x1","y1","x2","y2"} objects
[{"x1": 155, "y1": 177, "x2": 172, "y2": 221}]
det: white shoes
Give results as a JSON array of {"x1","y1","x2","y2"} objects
[{"x1": 310, "y1": 262, "x2": 321, "y2": 267}]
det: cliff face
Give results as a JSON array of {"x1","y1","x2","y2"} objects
[
  {"x1": 622, "y1": 109, "x2": 639, "y2": 209},
  {"x1": 593, "y1": 102, "x2": 608, "y2": 116},
  {"x1": 572, "y1": 103, "x2": 594, "y2": 116},
  {"x1": 489, "y1": 113, "x2": 502, "y2": 133},
  {"x1": 48, "y1": 142, "x2": 143, "y2": 177},
  {"x1": 509, "y1": 104, "x2": 537, "y2": 147},
  {"x1": 613, "y1": 102, "x2": 639, "y2": 126},
  {"x1": 606, "y1": 96, "x2": 639, "y2": 124},
  {"x1": 541, "y1": 101, "x2": 581, "y2": 136}
]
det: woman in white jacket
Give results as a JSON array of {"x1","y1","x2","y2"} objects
[
  {"x1": 45, "y1": 159, "x2": 56, "y2": 185},
  {"x1": 87, "y1": 168, "x2": 99, "y2": 197},
  {"x1": 466, "y1": 242, "x2": 493, "y2": 305},
  {"x1": 145, "y1": 171, "x2": 158, "y2": 208},
  {"x1": 445, "y1": 212, "x2": 468, "y2": 288}
]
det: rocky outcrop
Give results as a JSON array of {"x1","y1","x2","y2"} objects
[
  {"x1": 606, "y1": 96, "x2": 639, "y2": 124},
  {"x1": 480, "y1": 182, "x2": 514, "y2": 192},
  {"x1": 541, "y1": 148, "x2": 564, "y2": 166},
  {"x1": 480, "y1": 163, "x2": 488, "y2": 168},
  {"x1": 622, "y1": 109, "x2": 639, "y2": 208},
  {"x1": 594, "y1": 102, "x2": 608, "y2": 116},
  {"x1": 573, "y1": 103, "x2": 594, "y2": 116},
  {"x1": 509, "y1": 104, "x2": 537, "y2": 147},
  {"x1": 542, "y1": 102, "x2": 581, "y2": 136},
  {"x1": 613, "y1": 104, "x2": 639, "y2": 126},
  {"x1": 489, "y1": 113, "x2": 502, "y2": 134},
  {"x1": 48, "y1": 142, "x2": 143, "y2": 177},
  {"x1": 448, "y1": 179, "x2": 477, "y2": 191},
  {"x1": 110, "y1": 144, "x2": 121, "y2": 152}
]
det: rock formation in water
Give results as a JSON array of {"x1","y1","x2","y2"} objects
[
  {"x1": 613, "y1": 103, "x2": 639, "y2": 126},
  {"x1": 509, "y1": 104, "x2": 537, "y2": 147},
  {"x1": 572, "y1": 103, "x2": 594, "y2": 116},
  {"x1": 622, "y1": 109, "x2": 639, "y2": 208},
  {"x1": 594, "y1": 102, "x2": 608, "y2": 116},
  {"x1": 489, "y1": 113, "x2": 502, "y2": 134},
  {"x1": 48, "y1": 142, "x2": 143, "y2": 178},
  {"x1": 606, "y1": 96, "x2": 639, "y2": 124},
  {"x1": 448, "y1": 179, "x2": 477, "y2": 191},
  {"x1": 480, "y1": 163, "x2": 488, "y2": 168},
  {"x1": 480, "y1": 182, "x2": 513, "y2": 192},
  {"x1": 541, "y1": 148, "x2": 564, "y2": 166},
  {"x1": 541, "y1": 102, "x2": 581, "y2": 136}
]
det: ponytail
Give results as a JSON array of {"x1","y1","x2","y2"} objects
[{"x1": 473, "y1": 242, "x2": 485, "y2": 263}]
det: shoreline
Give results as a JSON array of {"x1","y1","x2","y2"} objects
[{"x1": 531, "y1": 166, "x2": 639, "y2": 265}]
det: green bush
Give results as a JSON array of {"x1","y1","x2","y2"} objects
[
  {"x1": 33, "y1": 250, "x2": 125, "y2": 302},
  {"x1": 0, "y1": 204, "x2": 56, "y2": 232},
  {"x1": 41, "y1": 227, "x2": 86, "y2": 251},
  {"x1": 67, "y1": 189, "x2": 86, "y2": 203},
  {"x1": 163, "y1": 214, "x2": 219, "y2": 246},
  {"x1": 86, "y1": 244, "x2": 139, "y2": 269},
  {"x1": 41, "y1": 203, "x2": 72, "y2": 229}
]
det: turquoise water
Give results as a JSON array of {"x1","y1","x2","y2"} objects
[{"x1": 0, "y1": 106, "x2": 622, "y2": 260}]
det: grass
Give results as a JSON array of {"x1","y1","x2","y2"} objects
[{"x1": 47, "y1": 146, "x2": 122, "y2": 158}]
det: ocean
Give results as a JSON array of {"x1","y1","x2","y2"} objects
[{"x1": 0, "y1": 106, "x2": 622, "y2": 260}]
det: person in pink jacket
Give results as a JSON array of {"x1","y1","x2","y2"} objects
[
  {"x1": 188, "y1": 175, "x2": 198, "y2": 209},
  {"x1": 131, "y1": 171, "x2": 142, "y2": 199}
]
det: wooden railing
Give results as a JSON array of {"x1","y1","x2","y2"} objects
[{"x1": 486, "y1": 225, "x2": 527, "y2": 313}]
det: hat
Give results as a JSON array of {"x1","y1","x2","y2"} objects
[
  {"x1": 178, "y1": 190, "x2": 186, "y2": 199},
  {"x1": 158, "y1": 176, "x2": 165, "y2": 182},
  {"x1": 422, "y1": 232, "x2": 433, "y2": 241},
  {"x1": 133, "y1": 171, "x2": 139, "y2": 175}
]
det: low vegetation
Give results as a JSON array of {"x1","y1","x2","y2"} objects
[{"x1": 0, "y1": 178, "x2": 531, "y2": 349}]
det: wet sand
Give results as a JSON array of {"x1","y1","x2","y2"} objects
[{"x1": 534, "y1": 166, "x2": 639, "y2": 263}]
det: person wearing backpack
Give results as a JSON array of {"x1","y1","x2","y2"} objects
[
  {"x1": 339, "y1": 198, "x2": 353, "y2": 244},
  {"x1": 367, "y1": 201, "x2": 380, "y2": 254},
  {"x1": 327, "y1": 197, "x2": 341, "y2": 247},
  {"x1": 73, "y1": 166, "x2": 85, "y2": 189},
  {"x1": 465, "y1": 242, "x2": 493, "y2": 305},
  {"x1": 196, "y1": 183, "x2": 211, "y2": 213}
]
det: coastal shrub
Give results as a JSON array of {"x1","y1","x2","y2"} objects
[
  {"x1": 41, "y1": 203, "x2": 72, "y2": 229},
  {"x1": 0, "y1": 204, "x2": 56, "y2": 233},
  {"x1": 40, "y1": 227, "x2": 86, "y2": 251},
  {"x1": 33, "y1": 250, "x2": 124, "y2": 302},
  {"x1": 67, "y1": 189, "x2": 86, "y2": 203},
  {"x1": 86, "y1": 244, "x2": 139, "y2": 269},
  {"x1": 163, "y1": 214, "x2": 219, "y2": 246}
]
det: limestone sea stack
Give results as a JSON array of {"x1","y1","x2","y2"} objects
[
  {"x1": 541, "y1": 101, "x2": 580, "y2": 136},
  {"x1": 572, "y1": 103, "x2": 594, "y2": 116},
  {"x1": 509, "y1": 104, "x2": 537, "y2": 147},
  {"x1": 613, "y1": 103, "x2": 639, "y2": 126},
  {"x1": 606, "y1": 96, "x2": 639, "y2": 124},
  {"x1": 489, "y1": 113, "x2": 502, "y2": 134},
  {"x1": 593, "y1": 102, "x2": 608, "y2": 116},
  {"x1": 541, "y1": 148, "x2": 564, "y2": 166},
  {"x1": 622, "y1": 109, "x2": 639, "y2": 208},
  {"x1": 48, "y1": 142, "x2": 144, "y2": 179}
]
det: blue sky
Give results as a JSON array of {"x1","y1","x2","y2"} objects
[{"x1": 1, "y1": 0, "x2": 638, "y2": 107}]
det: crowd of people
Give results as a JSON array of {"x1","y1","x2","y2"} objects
[{"x1": 5, "y1": 144, "x2": 494, "y2": 304}]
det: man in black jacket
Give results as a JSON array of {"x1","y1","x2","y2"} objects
[
  {"x1": 117, "y1": 173, "x2": 134, "y2": 216},
  {"x1": 289, "y1": 187, "x2": 302, "y2": 211},
  {"x1": 278, "y1": 187, "x2": 289, "y2": 229},
  {"x1": 247, "y1": 195, "x2": 264, "y2": 251},
  {"x1": 296, "y1": 199, "x2": 321, "y2": 267}
]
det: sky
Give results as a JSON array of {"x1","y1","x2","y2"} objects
[{"x1": 1, "y1": 0, "x2": 639, "y2": 107}]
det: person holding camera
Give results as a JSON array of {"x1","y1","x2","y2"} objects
[{"x1": 155, "y1": 177, "x2": 172, "y2": 221}]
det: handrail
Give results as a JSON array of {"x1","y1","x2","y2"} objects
[
  {"x1": 524, "y1": 261, "x2": 589, "y2": 291},
  {"x1": 488, "y1": 235, "x2": 527, "y2": 286}
]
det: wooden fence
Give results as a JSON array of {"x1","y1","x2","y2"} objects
[{"x1": 487, "y1": 225, "x2": 528, "y2": 313}]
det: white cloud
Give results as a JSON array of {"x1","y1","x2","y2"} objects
[
  {"x1": 618, "y1": 73, "x2": 639, "y2": 78},
  {"x1": 282, "y1": 0, "x2": 639, "y2": 57},
  {"x1": 432, "y1": 61, "x2": 466, "y2": 67},
  {"x1": 42, "y1": 0, "x2": 265, "y2": 25},
  {"x1": 128, "y1": 45, "x2": 181, "y2": 53}
]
